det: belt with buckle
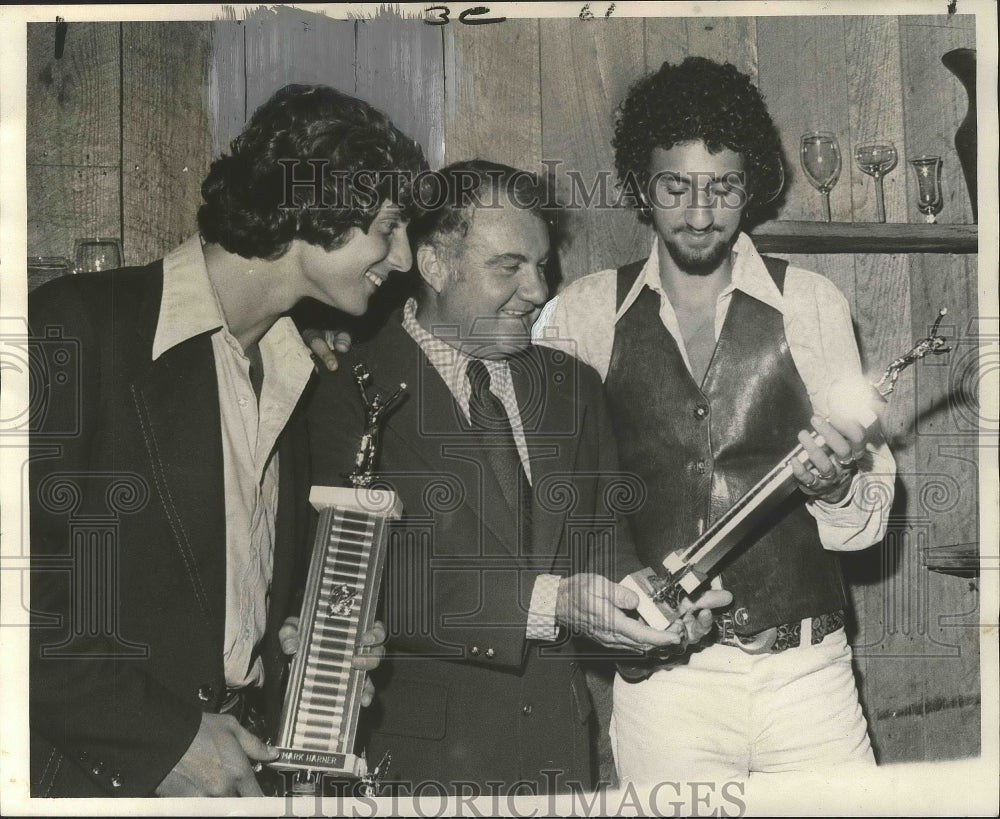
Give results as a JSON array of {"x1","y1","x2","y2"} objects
[{"x1": 714, "y1": 609, "x2": 845, "y2": 654}]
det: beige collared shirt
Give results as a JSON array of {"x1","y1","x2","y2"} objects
[
  {"x1": 154, "y1": 235, "x2": 314, "y2": 687},
  {"x1": 534, "y1": 232, "x2": 896, "y2": 552}
]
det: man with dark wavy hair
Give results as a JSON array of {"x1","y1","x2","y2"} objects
[
  {"x1": 28, "y1": 84, "x2": 425, "y2": 797},
  {"x1": 534, "y1": 56, "x2": 896, "y2": 782}
]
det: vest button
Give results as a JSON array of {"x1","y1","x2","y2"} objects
[
  {"x1": 696, "y1": 460, "x2": 707, "y2": 473},
  {"x1": 522, "y1": 704, "x2": 533, "y2": 716},
  {"x1": 197, "y1": 685, "x2": 214, "y2": 703},
  {"x1": 694, "y1": 403, "x2": 709, "y2": 419},
  {"x1": 470, "y1": 645, "x2": 480, "y2": 656}
]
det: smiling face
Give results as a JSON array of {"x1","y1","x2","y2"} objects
[
  {"x1": 418, "y1": 203, "x2": 550, "y2": 359},
  {"x1": 297, "y1": 201, "x2": 412, "y2": 315},
  {"x1": 648, "y1": 141, "x2": 746, "y2": 276}
]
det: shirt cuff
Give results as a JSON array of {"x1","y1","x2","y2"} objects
[
  {"x1": 811, "y1": 470, "x2": 859, "y2": 511},
  {"x1": 526, "y1": 574, "x2": 562, "y2": 641}
]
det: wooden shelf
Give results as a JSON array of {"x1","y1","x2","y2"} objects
[
  {"x1": 750, "y1": 221, "x2": 977, "y2": 254},
  {"x1": 923, "y1": 543, "x2": 981, "y2": 577}
]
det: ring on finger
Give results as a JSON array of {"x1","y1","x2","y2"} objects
[
  {"x1": 817, "y1": 467, "x2": 837, "y2": 480},
  {"x1": 804, "y1": 472, "x2": 819, "y2": 489}
]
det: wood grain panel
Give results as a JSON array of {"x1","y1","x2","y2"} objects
[
  {"x1": 907, "y1": 249, "x2": 981, "y2": 762},
  {"x1": 121, "y1": 22, "x2": 214, "y2": 266},
  {"x1": 900, "y1": 20, "x2": 977, "y2": 224},
  {"x1": 643, "y1": 16, "x2": 688, "y2": 72},
  {"x1": 356, "y1": 19, "x2": 445, "y2": 169},
  {"x1": 850, "y1": 249, "x2": 920, "y2": 761},
  {"x1": 685, "y1": 17, "x2": 758, "y2": 84},
  {"x1": 844, "y1": 16, "x2": 907, "y2": 225},
  {"x1": 207, "y1": 19, "x2": 247, "y2": 158},
  {"x1": 26, "y1": 165, "x2": 120, "y2": 261},
  {"x1": 906, "y1": 13, "x2": 978, "y2": 30},
  {"x1": 26, "y1": 22, "x2": 120, "y2": 168},
  {"x1": 444, "y1": 20, "x2": 541, "y2": 168},
  {"x1": 539, "y1": 18, "x2": 647, "y2": 284},
  {"x1": 242, "y1": 7, "x2": 357, "y2": 119},
  {"x1": 25, "y1": 21, "x2": 121, "y2": 267},
  {"x1": 757, "y1": 16, "x2": 853, "y2": 223}
]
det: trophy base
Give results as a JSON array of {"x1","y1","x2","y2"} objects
[
  {"x1": 620, "y1": 568, "x2": 681, "y2": 631},
  {"x1": 268, "y1": 748, "x2": 366, "y2": 792}
]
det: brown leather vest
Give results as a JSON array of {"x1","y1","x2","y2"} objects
[{"x1": 605, "y1": 257, "x2": 848, "y2": 634}]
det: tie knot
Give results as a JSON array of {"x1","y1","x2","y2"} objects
[{"x1": 467, "y1": 358, "x2": 491, "y2": 396}]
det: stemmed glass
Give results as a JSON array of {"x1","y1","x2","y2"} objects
[
  {"x1": 854, "y1": 142, "x2": 898, "y2": 223},
  {"x1": 800, "y1": 132, "x2": 841, "y2": 222},
  {"x1": 909, "y1": 155, "x2": 943, "y2": 223}
]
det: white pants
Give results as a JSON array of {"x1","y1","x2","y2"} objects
[{"x1": 610, "y1": 629, "x2": 875, "y2": 785}]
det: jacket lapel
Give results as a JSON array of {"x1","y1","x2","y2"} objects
[
  {"x1": 129, "y1": 279, "x2": 225, "y2": 625},
  {"x1": 362, "y1": 320, "x2": 524, "y2": 560},
  {"x1": 511, "y1": 346, "x2": 583, "y2": 570}
]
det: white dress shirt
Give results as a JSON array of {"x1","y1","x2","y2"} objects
[
  {"x1": 533, "y1": 232, "x2": 896, "y2": 552},
  {"x1": 153, "y1": 235, "x2": 314, "y2": 687}
]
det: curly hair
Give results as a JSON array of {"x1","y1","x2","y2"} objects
[
  {"x1": 198, "y1": 84, "x2": 427, "y2": 260},
  {"x1": 613, "y1": 56, "x2": 784, "y2": 224}
]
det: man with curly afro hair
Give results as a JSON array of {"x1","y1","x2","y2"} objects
[
  {"x1": 534, "y1": 56, "x2": 896, "y2": 783},
  {"x1": 29, "y1": 84, "x2": 426, "y2": 797}
]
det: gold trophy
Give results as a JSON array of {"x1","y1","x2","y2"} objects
[
  {"x1": 270, "y1": 364, "x2": 406, "y2": 794},
  {"x1": 622, "y1": 310, "x2": 950, "y2": 634}
]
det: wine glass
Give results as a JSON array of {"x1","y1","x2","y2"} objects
[
  {"x1": 909, "y1": 155, "x2": 943, "y2": 223},
  {"x1": 854, "y1": 142, "x2": 898, "y2": 223},
  {"x1": 800, "y1": 132, "x2": 842, "y2": 222},
  {"x1": 73, "y1": 237, "x2": 123, "y2": 273}
]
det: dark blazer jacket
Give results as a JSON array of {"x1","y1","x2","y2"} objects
[
  {"x1": 306, "y1": 314, "x2": 642, "y2": 793},
  {"x1": 27, "y1": 262, "x2": 312, "y2": 797}
]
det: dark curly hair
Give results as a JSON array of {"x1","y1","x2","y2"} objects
[
  {"x1": 613, "y1": 56, "x2": 784, "y2": 224},
  {"x1": 198, "y1": 84, "x2": 427, "y2": 260}
]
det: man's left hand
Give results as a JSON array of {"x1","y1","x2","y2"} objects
[
  {"x1": 300, "y1": 329, "x2": 352, "y2": 372},
  {"x1": 791, "y1": 414, "x2": 865, "y2": 504},
  {"x1": 279, "y1": 616, "x2": 385, "y2": 707},
  {"x1": 555, "y1": 573, "x2": 732, "y2": 653}
]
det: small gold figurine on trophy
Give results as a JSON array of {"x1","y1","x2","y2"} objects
[{"x1": 349, "y1": 363, "x2": 407, "y2": 487}]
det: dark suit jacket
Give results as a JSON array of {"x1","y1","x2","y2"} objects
[
  {"x1": 27, "y1": 262, "x2": 312, "y2": 797},
  {"x1": 306, "y1": 314, "x2": 641, "y2": 793}
]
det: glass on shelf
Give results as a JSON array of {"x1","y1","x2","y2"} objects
[
  {"x1": 854, "y1": 142, "x2": 898, "y2": 223},
  {"x1": 909, "y1": 155, "x2": 943, "y2": 223},
  {"x1": 800, "y1": 132, "x2": 842, "y2": 222},
  {"x1": 73, "y1": 237, "x2": 123, "y2": 273}
]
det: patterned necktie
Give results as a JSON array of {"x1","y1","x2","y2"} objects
[{"x1": 466, "y1": 359, "x2": 533, "y2": 554}]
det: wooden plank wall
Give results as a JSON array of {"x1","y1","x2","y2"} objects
[
  {"x1": 24, "y1": 10, "x2": 982, "y2": 765},
  {"x1": 26, "y1": 21, "x2": 214, "y2": 269}
]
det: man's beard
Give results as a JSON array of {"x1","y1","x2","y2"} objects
[{"x1": 662, "y1": 229, "x2": 734, "y2": 276}]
